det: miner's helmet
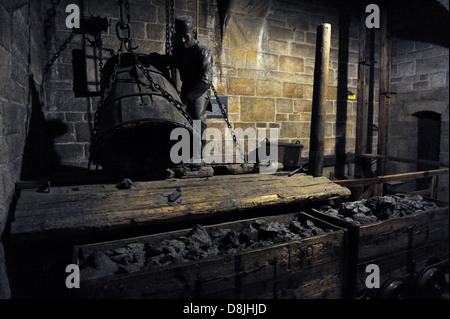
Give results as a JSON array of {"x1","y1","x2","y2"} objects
[{"x1": 175, "y1": 16, "x2": 195, "y2": 35}]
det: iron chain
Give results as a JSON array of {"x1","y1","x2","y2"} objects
[
  {"x1": 128, "y1": 47, "x2": 194, "y2": 127},
  {"x1": 89, "y1": 40, "x2": 125, "y2": 161},
  {"x1": 43, "y1": 31, "x2": 76, "y2": 75},
  {"x1": 41, "y1": 31, "x2": 77, "y2": 106},
  {"x1": 211, "y1": 85, "x2": 246, "y2": 162},
  {"x1": 97, "y1": 36, "x2": 104, "y2": 87},
  {"x1": 165, "y1": 0, "x2": 172, "y2": 55}
]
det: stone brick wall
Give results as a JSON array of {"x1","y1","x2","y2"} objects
[
  {"x1": 43, "y1": 0, "x2": 364, "y2": 171},
  {"x1": 210, "y1": 0, "x2": 364, "y2": 163},
  {"x1": 0, "y1": 0, "x2": 45, "y2": 298},
  {"x1": 389, "y1": 38, "x2": 449, "y2": 201}
]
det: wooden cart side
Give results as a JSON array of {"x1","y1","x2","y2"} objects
[{"x1": 73, "y1": 212, "x2": 347, "y2": 299}]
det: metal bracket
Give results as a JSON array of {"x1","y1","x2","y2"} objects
[
  {"x1": 379, "y1": 91, "x2": 397, "y2": 98},
  {"x1": 358, "y1": 58, "x2": 378, "y2": 66}
]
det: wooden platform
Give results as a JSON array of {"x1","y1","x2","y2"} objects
[{"x1": 10, "y1": 173, "x2": 351, "y2": 240}]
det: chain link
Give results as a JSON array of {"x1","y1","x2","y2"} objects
[
  {"x1": 211, "y1": 85, "x2": 246, "y2": 162},
  {"x1": 170, "y1": 0, "x2": 175, "y2": 39},
  {"x1": 43, "y1": 31, "x2": 76, "y2": 75},
  {"x1": 41, "y1": 31, "x2": 77, "y2": 106},
  {"x1": 89, "y1": 40, "x2": 125, "y2": 163},
  {"x1": 124, "y1": 0, "x2": 131, "y2": 23},
  {"x1": 165, "y1": 0, "x2": 171, "y2": 55},
  {"x1": 129, "y1": 48, "x2": 194, "y2": 127},
  {"x1": 97, "y1": 36, "x2": 104, "y2": 88}
]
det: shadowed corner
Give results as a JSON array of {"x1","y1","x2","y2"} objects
[{"x1": 20, "y1": 75, "x2": 68, "y2": 181}]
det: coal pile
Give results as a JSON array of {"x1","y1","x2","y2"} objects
[
  {"x1": 79, "y1": 215, "x2": 331, "y2": 279},
  {"x1": 318, "y1": 193, "x2": 439, "y2": 226}
]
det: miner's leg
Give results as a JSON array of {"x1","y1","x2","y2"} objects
[{"x1": 187, "y1": 92, "x2": 209, "y2": 169}]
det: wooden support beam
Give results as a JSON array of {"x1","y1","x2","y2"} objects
[
  {"x1": 377, "y1": 7, "x2": 391, "y2": 176},
  {"x1": 309, "y1": 23, "x2": 331, "y2": 177},
  {"x1": 355, "y1": 4, "x2": 369, "y2": 159},
  {"x1": 334, "y1": 168, "x2": 449, "y2": 188},
  {"x1": 387, "y1": 156, "x2": 449, "y2": 168}
]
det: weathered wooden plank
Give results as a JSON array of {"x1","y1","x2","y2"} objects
[
  {"x1": 11, "y1": 181, "x2": 350, "y2": 236},
  {"x1": 22, "y1": 183, "x2": 343, "y2": 223},
  {"x1": 13, "y1": 175, "x2": 340, "y2": 216},
  {"x1": 14, "y1": 174, "x2": 315, "y2": 207}
]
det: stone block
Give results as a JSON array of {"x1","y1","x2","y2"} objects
[
  {"x1": 246, "y1": 51, "x2": 262, "y2": 69},
  {"x1": 430, "y1": 72, "x2": 447, "y2": 88},
  {"x1": 133, "y1": 40, "x2": 165, "y2": 55},
  {"x1": 0, "y1": 137, "x2": 9, "y2": 166},
  {"x1": 276, "y1": 99, "x2": 293, "y2": 113},
  {"x1": 237, "y1": 69, "x2": 266, "y2": 79},
  {"x1": 223, "y1": 14, "x2": 266, "y2": 51},
  {"x1": 75, "y1": 123, "x2": 92, "y2": 143},
  {"x1": 280, "y1": 122, "x2": 311, "y2": 139},
  {"x1": 228, "y1": 78, "x2": 255, "y2": 96},
  {"x1": 420, "y1": 88, "x2": 449, "y2": 100},
  {"x1": 294, "y1": 30, "x2": 305, "y2": 43},
  {"x1": 304, "y1": 84, "x2": 314, "y2": 100},
  {"x1": 324, "y1": 138, "x2": 335, "y2": 152},
  {"x1": 11, "y1": 59, "x2": 27, "y2": 88},
  {"x1": 412, "y1": 81, "x2": 429, "y2": 90},
  {"x1": 146, "y1": 24, "x2": 165, "y2": 41},
  {"x1": 391, "y1": 39, "x2": 415, "y2": 56},
  {"x1": 212, "y1": 79, "x2": 227, "y2": 96},
  {"x1": 286, "y1": 12, "x2": 310, "y2": 31},
  {"x1": 240, "y1": 97, "x2": 275, "y2": 122},
  {"x1": 256, "y1": 80, "x2": 282, "y2": 97},
  {"x1": 421, "y1": 46, "x2": 448, "y2": 59},
  {"x1": 267, "y1": 40, "x2": 289, "y2": 55},
  {"x1": 2, "y1": 101, "x2": 27, "y2": 136},
  {"x1": 290, "y1": 43, "x2": 315, "y2": 58},
  {"x1": 398, "y1": 62, "x2": 415, "y2": 76},
  {"x1": 230, "y1": 50, "x2": 247, "y2": 69},
  {"x1": 288, "y1": 114, "x2": 301, "y2": 121},
  {"x1": 282, "y1": 83, "x2": 303, "y2": 98},
  {"x1": 9, "y1": 81, "x2": 28, "y2": 105},
  {"x1": 294, "y1": 99, "x2": 312, "y2": 113},
  {"x1": 280, "y1": 56, "x2": 304, "y2": 73},
  {"x1": 48, "y1": 89, "x2": 87, "y2": 112},
  {"x1": 269, "y1": 122, "x2": 280, "y2": 129},
  {"x1": 265, "y1": 71, "x2": 296, "y2": 83},
  {"x1": 267, "y1": 25, "x2": 294, "y2": 42},
  {"x1": 65, "y1": 112, "x2": 85, "y2": 123},
  {"x1": 262, "y1": 54, "x2": 279, "y2": 70},
  {"x1": 54, "y1": 143, "x2": 86, "y2": 162},
  {"x1": 128, "y1": 2, "x2": 158, "y2": 22},
  {"x1": 326, "y1": 86, "x2": 338, "y2": 100},
  {"x1": 0, "y1": 5, "x2": 11, "y2": 51},
  {"x1": 0, "y1": 47, "x2": 11, "y2": 100},
  {"x1": 53, "y1": 123, "x2": 75, "y2": 144},
  {"x1": 416, "y1": 56, "x2": 449, "y2": 74},
  {"x1": 300, "y1": 112, "x2": 312, "y2": 122},
  {"x1": 324, "y1": 122, "x2": 333, "y2": 137}
]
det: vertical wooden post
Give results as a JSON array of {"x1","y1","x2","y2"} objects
[
  {"x1": 355, "y1": 5, "x2": 369, "y2": 160},
  {"x1": 377, "y1": 7, "x2": 391, "y2": 176},
  {"x1": 430, "y1": 175, "x2": 437, "y2": 199},
  {"x1": 309, "y1": 23, "x2": 331, "y2": 177},
  {"x1": 353, "y1": 3, "x2": 370, "y2": 199}
]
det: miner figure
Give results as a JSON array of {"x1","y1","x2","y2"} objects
[{"x1": 152, "y1": 16, "x2": 213, "y2": 169}]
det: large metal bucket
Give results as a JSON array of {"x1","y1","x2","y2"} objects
[{"x1": 89, "y1": 53, "x2": 192, "y2": 171}]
